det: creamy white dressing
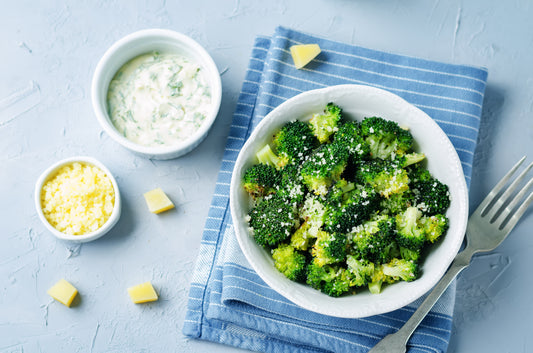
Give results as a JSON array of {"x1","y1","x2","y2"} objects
[{"x1": 107, "y1": 52, "x2": 212, "y2": 147}]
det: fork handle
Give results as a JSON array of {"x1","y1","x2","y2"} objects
[{"x1": 368, "y1": 248, "x2": 475, "y2": 353}]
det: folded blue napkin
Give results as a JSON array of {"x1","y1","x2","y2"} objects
[{"x1": 183, "y1": 26, "x2": 488, "y2": 353}]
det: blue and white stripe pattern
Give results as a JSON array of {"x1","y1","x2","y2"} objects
[{"x1": 183, "y1": 26, "x2": 488, "y2": 353}]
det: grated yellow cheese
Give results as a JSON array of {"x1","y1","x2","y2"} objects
[{"x1": 41, "y1": 162, "x2": 115, "y2": 235}]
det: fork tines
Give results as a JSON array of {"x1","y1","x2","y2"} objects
[{"x1": 479, "y1": 156, "x2": 533, "y2": 231}]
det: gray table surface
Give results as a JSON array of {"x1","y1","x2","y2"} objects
[{"x1": 1, "y1": 1, "x2": 532, "y2": 352}]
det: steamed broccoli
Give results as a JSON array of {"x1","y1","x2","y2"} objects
[
  {"x1": 309, "y1": 102, "x2": 343, "y2": 143},
  {"x1": 368, "y1": 258, "x2": 418, "y2": 293},
  {"x1": 272, "y1": 244, "x2": 308, "y2": 282},
  {"x1": 300, "y1": 143, "x2": 349, "y2": 195},
  {"x1": 368, "y1": 265, "x2": 391, "y2": 294},
  {"x1": 311, "y1": 230, "x2": 347, "y2": 267},
  {"x1": 349, "y1": 214, "x2": 398, "y2": 264},
  {"x1": 333, "y1": 121, "x2": 370, "y2": 158},
  {"x1": 396, "y1": 206, "x2": 450, "y2": 250},
  {"x1": 421, "y1": 214, "x2": 449, "y2": 243},
  {"x1": 408, "y1": 164, "x2": 451, "y2": 216},
  {"x1": 305, "y1": 262, "x2": 330, "y2": 291},
  {"x1": 242, "y1": 163, "x2": 280, "y2": 199},
  {"x1": 300, "y1": 194, "x2": 326, "y2": 234},
  {"x1": 408, "y1": 163, "x2": 432, "y2": 183},
  {"x1": 256, "y1": 144, "x2": 280, "y2": 167},
  {"x1": 325, "y1": 179, "x2": 356, "y2": 206},
  {"x1": 290, "y1": 221, "x2": 314, "y2": 251},
  {"x1": 399, "y1": 246, "x2": 421, "y2": 262},
  {"x1": 272, "y1": 120, "x2": 319, "y2": 166},
  {"x1": 380, "y1": 190, "x2": 414, "y2": 215},
  {"x1": 395, "y1": 206, "x2": 427, "y2": 250},
  {"x1": 276, "y1": 162, "x2": 307, "y2": 204},
  {"x1": 306, "y1": 262, "x2": 354, "y2": 297},
  {"x1": 396, "y1": 152, "x2": 426, "y2": 168},
  {"x1": 243, "y1": 103, "x2": 452, "y2": 297},
  {"x1": 358, "y1": 159, "x2": 410, "y2": 198},
  {"x1": 412, "y1": 176, "x2": 451, "y2": 216},
  {"x1": 323, "y1": 185, "x2": 380, "y2": 234},
  {"x1": 248, "y1": 194, "x2": 298, "y2": 248},
  {"x1": 360, "y1": 116, "x2": 413, "y2": 159},
  {"x1": 321, "y1": 269, "x2": 355, "y2": 297},
  {"x1": 382, "y1": 258, "x2": 419, "y2": 282},
  {"x1": 346, "y1": 256, "x2": 375, "y2": 287}
]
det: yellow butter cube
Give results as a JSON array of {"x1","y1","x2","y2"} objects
[
  {"x1": 143, "y1": 188, "x2": 175, "y2": 214},
  {"x1": 128, "y1": 282, "x2": 159, "y2": 304},
  {"x1": 290, "y1": 44, "x2": 321, "y2": 69},
  {"x1": 47, "y1": 279, "x2": 78, "y2": 307}
]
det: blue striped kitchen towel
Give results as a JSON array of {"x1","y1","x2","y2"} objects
[{"x1": 183, "y1": 26, "x2": 488, "y2": 353}]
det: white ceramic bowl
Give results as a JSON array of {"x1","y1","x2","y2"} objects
[
  {"x1": 230, "y1": 84, "x2": 468, "y2": 318},
  {"x1": 91, "y1": 29, "x2": 222, "y2": 160},
  {"x1": 35, "y1": 156, "x2": 121, "y2": 243}
]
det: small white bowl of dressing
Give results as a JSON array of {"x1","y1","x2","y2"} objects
[{"x1": 91, "y1": 29, "x2": 222, "y2": 160}]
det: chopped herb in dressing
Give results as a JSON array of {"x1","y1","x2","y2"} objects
[{"x1": 107, "y1": 52, "x2": 212, "y2": 147}]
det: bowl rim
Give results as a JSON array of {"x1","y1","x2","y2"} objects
[
  {"x1": 34, "y1": 156, "x2": 122, "y2": 243},
  {"x1": 230, "y1": 84, "x2": 469, "y2": 318},
  {"x1": 91, "y1": 28, "x2": 222, "y2": 158}
]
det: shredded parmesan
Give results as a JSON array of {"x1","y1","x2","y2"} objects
[{"x1": 41, "y1": 162, "x2": 115, "y2": 235}]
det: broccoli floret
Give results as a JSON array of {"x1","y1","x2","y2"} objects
[
  {"x1": 349, "y1": 214, "x2": 398, "y2": 264},
  {"x1": 323, "y1": 185, "x2": 380, "y2": 233},
  {"x1": 300, "y1": 194, "x2": 327, "y2": 236},
  {"x1": 395, "y1": 206, "x2": 426, "y2": 250},
  {"x1": 306, "y1": 263, "x2": 354, "y2": 297},
  {"x1": 256, "y1": 144, "x2": 281, "y2": 167},
  {"x1": 421, "y1": 214, "x2": 449, "y2": 243},
  {"x1": 408, "y1": 163, "x2": 432, "y2": 183},
  {"x1": 360, "y1": 116, "x2": 413, "y2": 159},
  {"x1": 333, "y1": 121, "x2": 370, "y2": 158},
  {"x1": 358, "y1": 159, "x2": 410, "y2": 198},
  {"x1": 346, "y1": 256, "x2": 375, "y2": 287},
  {"x1": 272, "y1": 244, "x2": 308, "y2": 282},
  {"x1": 248, "y1": 194, "x2": 298, "y2": 248},
  {"x1": 412, "y1": 177, "x2": 451, "y2": 216},
  {"x1": 311, "y1": 230, "x2": 347, "y2": 266},
  {"x1": 380, "y1": 190, "x2": 414, "y2": 215},
  {"x1": 396, "y1": 152, "x2": 426, "y2": 168},
  {"x1": 382, "y1": 258, "x2": 419, "y2": 282},
  {"x1": 325, "y1": 178, "x2": 356, "y2": 206},
  {"x1": 396, "y1": 206, "x2": 450, "y2": 250},
  {"x1": 300, "y1": 143, "x2": 349, "y2": 195},
  {"x1": 321, "y1": 268, "x2": 355, "y2": 297},
  {"x1": 368, "y1": 265, "x2": 388, "y2": 294},
  {"x1": 340, "y1": 155, "x2": 360, "y2": 183},
  {"x1": 242, "y1": 164, "x2": 280, "y2": 199},
  {"x1": 290, "y1": 222, "x2": 314, "y2": 251},
  {"x1": 306, "y1": 262, "x2": 331, "y2": 291},
  {"x1": 408, "y1": 164, "x2": 451, "y2": 215},
  {"x1": 276, "y1": 162, "x2": 307, "y2": 204},
  {"x1": 309, "y1": 103, "x2": 343, "y2": 143},
  {"x1": 272, "y1": 121, "x2": 319, "y2": 165},
  {"x1": 399, "y1": 246, "x2": 421, "y2": 262}
]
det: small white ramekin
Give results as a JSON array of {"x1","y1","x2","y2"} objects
[
  {"x1": 91, "y1": 28, "x2": 222, "y2": 160},
  {"x1": 35, "y1": 156, "x2": 122, "y2": 243}
]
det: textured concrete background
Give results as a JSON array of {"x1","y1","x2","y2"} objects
[{"x1": 1, "y1": 1, "x2": 532, "y2": 352}]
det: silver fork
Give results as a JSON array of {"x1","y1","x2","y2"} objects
[{"x1": 368, "y1": 156, "x2": 533, "y2": 353}]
